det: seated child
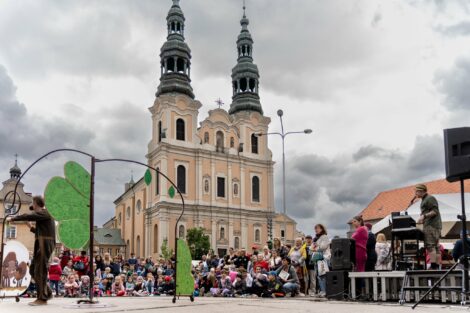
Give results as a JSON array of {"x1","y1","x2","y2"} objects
[{"x1": 64, "y1": 274, "x2": 79, "y2": 297}]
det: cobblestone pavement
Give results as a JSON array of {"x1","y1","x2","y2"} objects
[{"x1": 0, "y1": 296, "x2": 467, "y2": 313}]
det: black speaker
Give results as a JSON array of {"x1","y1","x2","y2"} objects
[
  {"x1": 444, "y1": 127, "x2": 470, "y2": 182},
  {"x1": 331, "y1": 238, "x2": 355, "y2": 270},
  {"x1": 326, "y1": 271, "x2": 349, "y2": 300}
]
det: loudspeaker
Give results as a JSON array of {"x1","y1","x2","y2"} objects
[
  {"x1": 444, "y1": 127, "x2": 470, "y2": 182},
  {"x1": 326, "y1": 271, "x2": 349, "y2": 300},
  {"x1": 331, "y1": 238, "x2": 355, "y2": 270}
]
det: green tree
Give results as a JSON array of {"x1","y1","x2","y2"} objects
[
  {"x1": 186, "y1": 227, "x2": 210, "y2": 260},
  {"x1": 161, "y1": 237, "x2": 173, "y2": 260}
]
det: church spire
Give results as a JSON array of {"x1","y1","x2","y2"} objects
[
  {"x1": 156, "y1": 0, "x2": 194, "y2": 99},
  {"x1": 228, "y1": 3, "x2": 263, "y2": 115},
  {"x1": 9, "y1": 154, "x2": 21, "y2": 180}
]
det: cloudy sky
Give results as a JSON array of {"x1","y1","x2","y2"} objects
[{"x1": 0, "y1": 0, "x2": 469, "y2": 236}]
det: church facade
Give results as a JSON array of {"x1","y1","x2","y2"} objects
[{"x1": 113, "y1": 0, "x2": 296, "y2": 259}]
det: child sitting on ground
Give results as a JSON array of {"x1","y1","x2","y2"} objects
[
  {"x1": 64, "y1": 274, "x2": 79, "y2": 297},
  {"x1": 79, "y1": 275, "x2": 90, "y2": 297},
  {"x1": 125, "y1": 276, "x2": 135, "y2": 296},
  {"x1": 112, "y1": 276, "x2": 126, "y2": 297}
]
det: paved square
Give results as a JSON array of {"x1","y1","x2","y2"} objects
[{"x1": 0, "y1": 297, "x2": 465, "y2": 313}]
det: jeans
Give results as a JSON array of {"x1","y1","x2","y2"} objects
[
  {"x1": 49, "y1": 280, "x2": 59, "y2": 296},
  {"x1": 317, "y1": 274, "x2": 326, "y2": 293},
  {"x1": 282, "y1": 282, "x2": 299, "y2": 294}
]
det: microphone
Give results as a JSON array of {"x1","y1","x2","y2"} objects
[{"x1": 404, "y1": 196, "x2": 417, "y2": 215}]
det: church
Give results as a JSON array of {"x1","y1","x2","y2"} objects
[{"x1": 111, "y1": 0, "x2": 297, "y2": 259}]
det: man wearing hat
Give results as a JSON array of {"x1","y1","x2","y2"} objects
[{"x1": 416, "y1": 184, "x2": 442, "y2": 270}]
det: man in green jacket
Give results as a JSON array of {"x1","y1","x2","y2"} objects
[
  {"x1": 7, "y1": 196, "x2": 56, "y2": 305},
  {"x1": 416, "y1": 184, "x2": 442, "y2": 270}
]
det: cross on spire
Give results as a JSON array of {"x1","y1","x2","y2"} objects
[
  {"x1": 14, "y1": 153, "x2": 18, "y2": 166},
  {"x1": 215, "y1": 98, "x2": 224, "y2": 109},
  {"x1": 243, "y1": 0, "x2": 246, "y2": 18}
]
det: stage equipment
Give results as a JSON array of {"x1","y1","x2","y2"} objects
[
  {"x1": 331, "y1": 238, "x2": 355, "y2": 271},
  {"x1": 411, "y1": 129, "x2": 470, "y2": 309},
  {"x1": 326, "y1": 271, "x2": 349, "y2": 300},
  {"x1": 444, "y1": 127, "x2": 470, "y2": 183}
]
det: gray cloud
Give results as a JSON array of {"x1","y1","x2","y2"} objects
[
  {"x1": 276, "y1": 134, "x2": 444, "y2": 236},
  {"x1": 0, "y1": 65, "x2": 149, "y2": 225}
]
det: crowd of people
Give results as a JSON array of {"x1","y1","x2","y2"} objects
[{"x1": 24, "y1": 224, "x2": 343, "y2": 299}]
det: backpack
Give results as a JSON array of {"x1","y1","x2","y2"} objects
[{"x1": 73, "y1": 261, "x2": 85, "y2": 271}]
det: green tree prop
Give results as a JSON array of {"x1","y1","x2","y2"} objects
[
  {"x1": 176, "y1": 239, "x2": 194, "y2": 296},
  {"x1": 161, "y1": 238, "x2": 173, "y2": 260},
  {"x1": 186, "y1": 227, "x2": 210, "y2": 260},
  {"x1": 44, "y1": 161, "x2": 90, "y2": 250}
]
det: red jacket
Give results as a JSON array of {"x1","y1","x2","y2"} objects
[{"x1": 48, "y1": 263, "x2": 62, "y2": 281}]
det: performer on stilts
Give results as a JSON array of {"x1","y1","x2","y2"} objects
[{"x1": 6, "y1": 195, "x2": 56, "y2": 306}]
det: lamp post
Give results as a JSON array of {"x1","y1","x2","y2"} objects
[{"x1": 256, "y1": 109, "x2": 312, "y2": 243}]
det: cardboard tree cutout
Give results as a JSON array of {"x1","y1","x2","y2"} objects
[{"x1": 44, "y1": 161, "x2": 90, "y2": 250}]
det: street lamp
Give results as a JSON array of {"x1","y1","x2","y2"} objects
[{"x1": 256, "y1": 109, "x2": 312, "y2": 243}]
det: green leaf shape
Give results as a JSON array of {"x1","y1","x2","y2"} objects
[
  {"x1": 176, "y1": 239, "x2": 195, "y2": 296},
  {"x1": 58, "y1": 220, "x2": 89, "y2": 251},
  {"x1": 144, "y1": 169, "x2": 152, "y2": 186},
  {"x1": 44, "y1": 161, "x2": 90, "y2": 250},
  {"x1": 168, "y1": 185, "x2": 175, "y2": 198}
]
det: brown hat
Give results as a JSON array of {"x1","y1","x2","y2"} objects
[{"x1": 415, "y1": 184, "x2": 427, "y2": 192}]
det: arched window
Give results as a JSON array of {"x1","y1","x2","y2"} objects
[
  {"x1": 249, "y1": 78, "x2": 256, "y2": 92},
  {"x1": 176, "y1": 118, "x2": 185, "y2": 141},
  {"x1": 158, "y1": 121, "x2": 162, "y2": 142},
  {"x1": 204, "y1": 132, "x2": 209, "y2": 143},
  {"x1": 179, "y1": 225, "x2": 185, "y2": 239},
  {"x1": 255, "y1": 229, "x2": 260, "y2": 242},
  {"x1": 177, "y1": 165, "x2": 186, "y2": 194},
  {"x1": 156, "y1": 167, "x2": 160, "y2": 195},
  {"x1": 220, "y1": 227, "x2": 225, "y2": 240},
  {"x1": 233, "y1": 81, "x2": 238, "y2": 94},
  {"x1": 230, "y1": 137, "x2": 235, "y2": 148},
  {"x1": 216, "y1": 131, "x2": 224, "y2": 152},
  {"x1": 251, "y1": 134, "x2": 258, "y2": 154},
  {"x1": 167, "y1": 58, "x2": 175, "y2": 73},
  {"x1": 136, "y1": 236, "x2": 141, "y2": 258},
  {"x1": 136, "y1": 200, "x2": 142, "y2": 214},
  {"x1": 177, "y1": 58, "x2": 185, "y2": 73},
  {"x1": 118, "y1": 213, "x2": 122, "y2": 225},
  {"x1": 240, "y1": 77, "x2": 247, "y2": 92},
  {"x1": 252, "y1": 176, "x2": 260, "y2": 202},
  {"x1": 126, "y1": 206, "x2": 131, "y2": 220},
  {"x1": 153, "y1": 225, "x2": 159, "y2": 253},
  {"x1": 234, "y1": 237, "x2": 240, "y2": 249}
]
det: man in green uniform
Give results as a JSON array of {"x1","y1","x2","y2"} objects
[
  {"x1": 416, "y1": 184, "x2": 442, "y2": 270},
  {"x1": 7, "y1": 196, "x2": 56, "y2": 305}
]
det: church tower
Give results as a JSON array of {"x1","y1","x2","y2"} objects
[
  {"x1": 229, "y1": 5, "x2": 263, "y2": 115},
  {"x1": 156, "y1": 0, "x2": 194, "y2": 99}
]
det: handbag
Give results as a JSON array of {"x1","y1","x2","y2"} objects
[
  {"x1": 309, "y1": 251, "x2": 323, "y2": 266},
  {"x1": 73, "y1": 261, "x2": 85, "y2": 271},
  {"x1": 317, "y1": 259, "x2": 330, "y2": 276}
]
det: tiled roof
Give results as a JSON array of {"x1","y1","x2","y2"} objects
[
  {"x1": 358, "y1": 178, "x2": 470, "y2": 222},
  {"x1": 94, "y1": 228, "x2": 125, "y2": 246}
]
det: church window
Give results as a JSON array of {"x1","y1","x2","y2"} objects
[
  {"x1": 167, "y1": 57, "x2": 175, "y2": 73},
  {"x1": 126, "y1": 206, "x2": 131, "y2": 220},
  {"x1": 204, "y1": 132, "x2": 209, "y2": 143},
  {"x1": 177, "y1": 58, "x2": 185, "y2": 73},
  {"x1": 177, "y1": 165, "x2": 186, "y2": 194},
  {"x1": 220, "y1": 227, "x2": 225, "y2": 240},
  {"x1": 240, "y1": 77, "x2": 247, "y2": 92},
  {"x1": 230, "y1": 137, "x2": 235, "y2": 148},
  {"x1": 255, "y1": 229, "x2": 261, "y2": 243},
  {"x1": 136, "y1": 200, "x2": 142, "y2": 214},
  {"x1": 118, "y1": 213, "x2": 122, "y2": 225},
  {"x1": 158, "y1": 121, "x2": 162, "y2": 142},
  {"x1": 251, "y1": 134, "x2": 258, "y2": 154},
  {"x1": 252, "y1": 176, "x2": 260, "y2": 202},
  {"x1": 176, "y1": 118, "x2": 185, "y2": 141},
  {"x1": 217, "y1": 177, "x2": 225, "y2": 198},
  {"x1": 249, "y1": 78, "x2": 256, "y2": 92}
]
